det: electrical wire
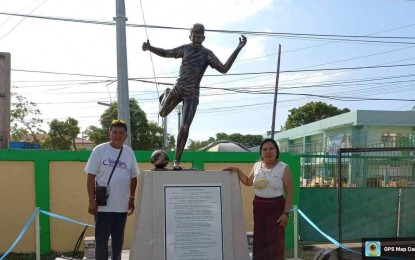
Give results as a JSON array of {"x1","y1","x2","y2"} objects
[
  {"x1": 0, "y1": 0, "x2": 40, "y2": 27},
  {"x1": 138, "y1": 0, "x2": 160, "y2": 102},
  {"x1": 1, "y1": 12, "x2": 415, "y2": 45},
  {"x1": 5, "y1": 10, "x2": 415, "y2": 133},
  {"x1": 0, "y1": 1, "x2": 47, "y2": 41},
  {"x1": 12, "y1": 62, "x2": 415, "y2": 80}
]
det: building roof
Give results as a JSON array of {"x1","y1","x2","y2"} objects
[
  {"x1": 75, "y1": 137, "x2": 94, "y2": 145},
  {"x1": 274, "y1": 110, "x2": 415, "y2": 140},
  {"x1": 248, "y1": 145, "x2": 260, "y2": 152},
  {"x1": 199, "y1": 140, "x2": 251, "y2": 152}
]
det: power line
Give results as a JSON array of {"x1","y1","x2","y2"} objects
[
  {"x1": 5, "y1": 11, "x2": 413, "y2": 136},
  {"x1": 11, "y1": 64, "x2": 415, "y2": 103},
  {"x1": 2, "y1": 12, "x2": 415, "y2": 45},
  {"x1": 0, "y1": 1, "x2": 47, "y2": 41},
  {"x1": 14, "y1": 72, "x2": 415, "y2": 93},
  {"x1": 12, "y1": 62, "x2": 415, "y2": 80},
  {"x1": 25, "y1": 84, "x2": 415, "y2": 104},
  {"x1": 12, "y1": 68, "x2": 116, "y2": 78},
  {"x1": 5, "y1": 11, "x2": 415, "y2": 127},
  {"x1": 138, "y1": 0, "x2": 160, "y2": 102}
]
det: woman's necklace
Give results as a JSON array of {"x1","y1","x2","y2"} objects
[{"x1": 261, "y1": 161, "x2": 277, "y2": 174}]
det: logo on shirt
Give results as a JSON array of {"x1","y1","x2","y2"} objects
[{"x1": 103, "y1": 158, "x2": 127, "y2": 169}]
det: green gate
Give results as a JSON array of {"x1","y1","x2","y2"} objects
[{"x1": 298, "y1": 147, "x2": 415, "y2": 243}]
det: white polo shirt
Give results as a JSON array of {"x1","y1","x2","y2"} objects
[{"x1": 84, "y1": 142, "x2": 139, "y2": 212}]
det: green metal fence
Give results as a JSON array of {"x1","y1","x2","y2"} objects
[
  {"x1": 300, "y1": 148, "x2": 415, "y2": 188},
  {"x1": 299, "y1": 147, "x2": 415, "y2": 245},
  {"x1": 299, "y1": 188, "x2": 415, "y2": 240}
]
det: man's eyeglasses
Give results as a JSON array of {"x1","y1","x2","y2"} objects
[{"x1": 111, "y1": 119, "x2": 126, "y2": 125}]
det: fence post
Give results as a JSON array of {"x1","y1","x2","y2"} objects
[
  {"x1": 287, "y1": 205, "x2": 302, "y2": 260},
  {"x1": 35, "y1": 208, "x2": 40, "y2": 260},
  {"x1": 397, "y1": 188, "x2": 402, "y2": 237}
]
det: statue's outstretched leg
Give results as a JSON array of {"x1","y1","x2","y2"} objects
[
  {"x1": 173, "y1": 129, "x2": 188, "y2": 170},
  {"x1": 159, "y1": 88, "x2": 171, "y2": 106},
  {"x1": 173, "y1": 98, "x2": 198, "y2": 170}
]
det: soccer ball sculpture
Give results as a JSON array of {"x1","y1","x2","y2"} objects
[{"x1": 150, "y1": 150, "x2": 169, "y2": 169}]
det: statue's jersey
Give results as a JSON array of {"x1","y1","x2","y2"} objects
[{"x1": 165, "y1": 44, "x2": 223, "y2": 98}]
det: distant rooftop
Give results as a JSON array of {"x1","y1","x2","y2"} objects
[
  {"x1": 274, "y1": 110, "x2": 415, "y2": 140},
  {"x1": 199, "y1": 140, "x2": 251, "y2": 152}
]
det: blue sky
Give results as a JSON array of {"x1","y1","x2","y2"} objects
[{"x1": 1, "y1": 0, "x2": 415, "y2": 143}]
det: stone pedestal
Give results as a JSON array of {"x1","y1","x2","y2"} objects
[{"x1": 129, "y1": 170, "x2": 250, "y2": 260}]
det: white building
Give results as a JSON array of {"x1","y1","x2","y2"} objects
[
  {"x1": 273, "y1": 110, "x2": 415, "y2": 154},
  {"x1": 270, "y1": 110, "x2": 415, "y2": 187}
]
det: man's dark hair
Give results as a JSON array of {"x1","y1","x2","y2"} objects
[{"x1": 109, "y1": 119, "x2": 127, "y2": 132}]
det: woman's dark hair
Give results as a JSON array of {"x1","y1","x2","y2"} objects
[{"x1": 259, "y1": 138, "x2": 280, "y2": 160}]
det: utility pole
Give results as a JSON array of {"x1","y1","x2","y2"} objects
[
  {"x1": 115, "y1": 0, "x2": 131, "y2": 146},
  {"x1": 176, "y1": 104, "x2": 182, "y2": 135},
  {"x1": 271, "y1": 45, "x2": 281, "y2": 139},
  {"x1": 163, "y1": 117, "x2": 168, "y2": 150},
  {"x1": 0, "y1": 53, "x2": 11, "y2": 149}
]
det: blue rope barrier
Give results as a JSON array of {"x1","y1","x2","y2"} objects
[
  {"x1": 2, "y1": 206, "x2": 405, "y2": 260},
  {"x1": 297, "y1": 208, "x2": 361, "y2": 255},
  {"x1": 296, "y1": 208, "x2": 412, "y2": 260},
  {"x1": 0, "y1": 208, "x2": 94, "y2": 259},
  {"x1": 39, "y1": 210, "x2": 94, "y2": 227},
  {"x1": 0, "y1": 208, "x2": 38, "y2": 260}
]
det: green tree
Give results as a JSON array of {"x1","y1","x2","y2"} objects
[
  {"x1": 168, "y1": 135, "x2": 176, "y2": 150},
  {"x1": 46, "y1": 117, "x2": 80, "y2": 150},
  {"x1": 10, "y1": 93, "x2": 44, "y2": 144},
  {"x1": 284, "y1": 101, "x2": 350, "y2": 130},
  {"x1": 84, "y1": 125, "x2": 107, "y2": 145},
  {"x1": 85, "y1": 99, "x2": 165, "y2": 150},
  {"x1": 146, "y1": 121, "x2": 164, "y2": 150},
  {"x1": 218, "y1": 132, "x2": 263, "y2": 148}
]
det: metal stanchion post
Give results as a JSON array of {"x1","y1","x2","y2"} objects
[{"x1": 287, "y1": 205, "x2": 302, "y2": 260}]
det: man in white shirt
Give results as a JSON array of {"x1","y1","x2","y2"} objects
[{"x1": 85, "y1": 120, "x2": 139, "y2": 260}]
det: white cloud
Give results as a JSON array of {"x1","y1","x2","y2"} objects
[{"x1": 138, "y1": 0, "x2": 274, "y2": 28}]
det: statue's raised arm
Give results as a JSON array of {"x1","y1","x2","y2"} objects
[
  {"x1": 142, "y1": 40, "x2": 167, "y2": 57},
  {"x1": 216, "y1": 35, "x2": 247, "y2": 74},
  {"x1": 238, "y1": 35, "x2": 247, "y2": 49}
]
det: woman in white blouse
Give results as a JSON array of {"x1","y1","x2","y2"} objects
[{"x1": 224, "y1": 138, "x2": 294, "y2": 260}]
